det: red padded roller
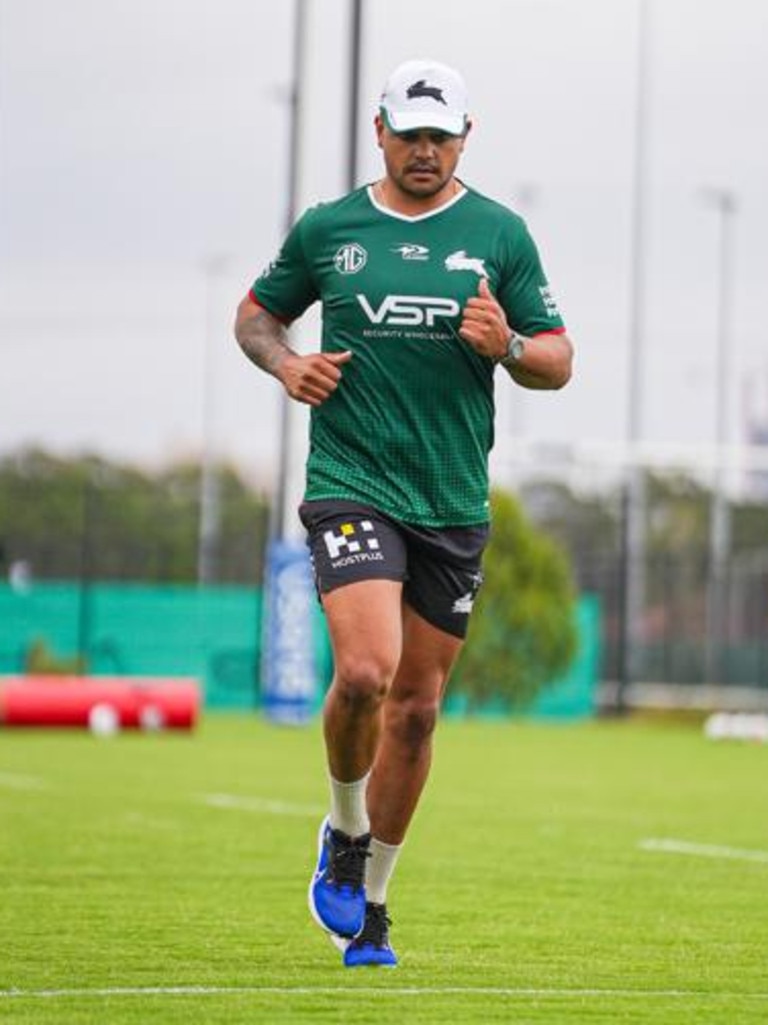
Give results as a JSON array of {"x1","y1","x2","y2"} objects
[{"x1": 0, "y1": 676, "x2": 200, "y2": 730}]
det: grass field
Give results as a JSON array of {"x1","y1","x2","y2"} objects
[{"x1": 1, "y1": 713, "x2": 767, "y2": 1024}]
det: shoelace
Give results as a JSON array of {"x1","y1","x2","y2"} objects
[
  {"x1": 354, "y1": 902, "x2": 391, "y2": 948},
  {"x1": 327, "y1": 829, "x2": 371, "y2": 890}
]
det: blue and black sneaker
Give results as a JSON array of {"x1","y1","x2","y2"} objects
[
  {"x1": 308, "y1": 816, "x2": 370, "y2": 939},
  {"x1": 342, "y1": 901, "x2": 398, "y2": 967}
]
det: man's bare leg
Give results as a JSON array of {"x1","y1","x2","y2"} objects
[
  {"x1": 367, "y1": 603, "x2": 464, "y2": 845},
  {"x1": 321, "y1": 578, "x2": 404, "y2": 784},
  {"x1": 318, "y1": 599, "x2": 461, "y2": 964},
  {"x1": 309, "y1": 579, "x2": 404, "y2": 941},
  {"x1": 350, "y1": 604, "x2": 462, "y2": 962}
]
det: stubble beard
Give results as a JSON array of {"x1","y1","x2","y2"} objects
[{"x1": 394, "y1": 167, "x2": 452, "y2": 200}]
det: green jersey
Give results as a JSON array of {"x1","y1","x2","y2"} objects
[{"x1": 251, "y1": 185, "x2": 565, "y2": 527}]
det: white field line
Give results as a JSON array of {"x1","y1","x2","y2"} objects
[
  {"x1": 640, "y1": 837, "x2": 768, "y2": 865},
  {"x1": 0, "y1": 772, "x2": 46, "y2": 791},
  {"x1": 199, "y1": 793, "x2": 325, "y2": 817},
  {"x1": 1, "y1": 985, "x2": 767, "y2": 1001}
]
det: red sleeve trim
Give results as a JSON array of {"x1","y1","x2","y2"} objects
[
  {"x1": 248, "y1": 289, "x2": 291, "y2": 326},
  {"x1": 530, "y1": 326, "x2": 567, "y2": 339}
]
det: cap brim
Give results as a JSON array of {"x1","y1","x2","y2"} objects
[{"x1": 382, "y1": 108, "x2": 466, "y2": 136}]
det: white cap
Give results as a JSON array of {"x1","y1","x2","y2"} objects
[{"x1": 379, "y1": 59, "x2": 469, "y2": 136}]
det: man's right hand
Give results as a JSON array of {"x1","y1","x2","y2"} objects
[
  {"x1": 278, "y1": 350, "x2": 352, "y2": 406},
  {"x1": 235, "y1": 295, "x2": 352, "y2": 405}
]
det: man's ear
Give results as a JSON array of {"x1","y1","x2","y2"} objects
[
  {"x1": 374, "y1": 114, "x2": 385, "y2": 149},
  {"x1": 461, "y1": 119, "x2": 473, "y2": 149}
]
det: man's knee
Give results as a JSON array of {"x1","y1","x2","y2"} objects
[
  {"x1": 388, "y1": 694, "x2": 441, "y2": 752},
  {"x1": 332, "y1": 654, "x2": 396, "y2": 713}
]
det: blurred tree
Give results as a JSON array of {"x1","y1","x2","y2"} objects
[
  {"x1": 517, "y1": 471, "x2": 768, "y2": 685},
  {"x1": 633, "y1": 470, "x2": 767, "y2": 561},
  {"x1": 519, "y1": 478, "x2": 620, "y2": 601},
  {"x1": 24, "y1": 637, "x2": 87, "y2": 675},
  {"x1": 646, "y1": 472, "x2": 709, "y2": 554},
  {"x1": 731, "y1": 500, "x2": 768, "y2": 555},
  {"x1": 0, "y1": 448, "x2": 270, "y2": 584},
  {"x1": 520, "y1": 478, "x2": 619, "y2": 562},
  {"x1": 450, "y1": 488, "x2": 578, "y2": 711}
]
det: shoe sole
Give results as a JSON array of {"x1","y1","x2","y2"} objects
[
  {"x1": 307, "y1": 815, "x2": 333, "y2": 935},
  {"x1": 345, "y1": 959, "x2": 398, "y2": 968}
]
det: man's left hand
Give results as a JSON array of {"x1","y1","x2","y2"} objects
[{"x1": 458, "y1": 277, "x2": 510, "y2": 360}]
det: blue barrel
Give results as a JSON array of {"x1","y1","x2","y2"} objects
[{"x1": 261, "y1": 538, "x2": 317, "y2": 724}]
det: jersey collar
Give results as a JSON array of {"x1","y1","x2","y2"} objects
[{"x1": 366, "y1": 183, "x2": 468, "y2": 223}]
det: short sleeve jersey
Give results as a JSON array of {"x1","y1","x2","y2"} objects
[{"x1": 251, "y1": 185, "x2": 565, "y2": 527}]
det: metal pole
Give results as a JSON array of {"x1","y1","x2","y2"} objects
[
  {"x1": 272, "y1": 0, "x2": 362, "y2": 536},
  {"x1": 615, "y1": 0, "x2": 650, "y2": 711},
  {"x1": 702, "y1": 188, "x2": 736, "y2": 683},
  {"x1": 347, "y1": 0, "x2": 364, "y2": 191},
  {"x1": 259, "y1": 0, "x2": 318, "y2": 724},
  {"x1": 77, "y1": 473, "x2": 95, "y2": 669},
  {"x1": 271, "y1": 0, "x2": 308, "y2": 542},
  {"x1": 198, "y1": 254, "x2": 229, "y2": 584}
]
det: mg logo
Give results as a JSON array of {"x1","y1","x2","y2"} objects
[
  {"x1": 356, "y1": 294, "x2": 460, "y2": 327},
  {"x1": 334, "y1": 242, "x2": 367, "y2": 275}
]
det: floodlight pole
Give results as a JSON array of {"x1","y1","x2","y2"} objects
[
  {"x1": 271, "y1": 0, "x2": 308, "y2": 542},
  {"x1": 272, "y1": 0, "x2": 363, "y2": 540},
  {"x1": 615, "y1": 0, "x2": 651, "y2": 712},
  {"x1": 198, "y1": 253, "x2": 230, "y2": 584},
  {"x1": 701, "y1": 187, "x2": 737, "y2": 684},
  {"x1": 347, "y1": 0, "x2": 364, "y2": 191},
  {"x1": 262, "y1": 1, "x2": 368, "y2": 723},
  {"x1": 259, "y1": 0, "x2": 316, "y2": 724}
]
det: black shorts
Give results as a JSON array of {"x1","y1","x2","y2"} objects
[{"x1": 299, "y1": 500, "x2": 489, "y2": 639}]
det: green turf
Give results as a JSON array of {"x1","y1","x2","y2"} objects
[{"x1": 1, "y1": 714, "x2": 766, "y2": 1023}]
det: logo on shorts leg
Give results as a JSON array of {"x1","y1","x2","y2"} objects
[
  {"x1": 323, "y1": 520, "x2": 383, "y2": 567},
  {"x1": 452, "y1": 571, "x2": 484, "y2": 615},
  {"x1": 451, "y1": 593, "x2": 474, "y2": 614}
]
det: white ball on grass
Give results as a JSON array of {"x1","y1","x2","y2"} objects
[
  {"x1": 139, "y1": 704, "x2": 166, "y2": 732},
  {"x1": 88, "y1": 702, "x2": 120, "y2": 737}
]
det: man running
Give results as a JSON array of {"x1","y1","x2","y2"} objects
[{"x1": 235, "y1": 58, "x2": 574, "y2": 967}]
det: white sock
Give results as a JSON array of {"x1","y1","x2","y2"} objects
[
  {"x1": 366, "y1": 837, "x2": 403, "y2": 905},
  {"x1": 329, "y1": 772, "x2": 370, "y2": 838}
]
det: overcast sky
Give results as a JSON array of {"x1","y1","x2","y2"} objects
[{"x1": 1, "y1": 0, "x2": 767, "y2": 488}]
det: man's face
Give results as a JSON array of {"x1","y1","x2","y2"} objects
[{"x1": 375, "y1": 116, "x2": 469, "y2": 199}]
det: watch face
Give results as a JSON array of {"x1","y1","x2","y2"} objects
[{"x1": 509, "y1": 337, "x2": 525, "y2": 361}]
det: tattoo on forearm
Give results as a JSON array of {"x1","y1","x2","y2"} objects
[{"x1": 237, "y1": 310, "x2": 294, "y2": 377}]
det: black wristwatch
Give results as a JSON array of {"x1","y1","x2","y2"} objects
[{"x1": 499, "y1": 330, "x2": 526, "y2": 368}]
